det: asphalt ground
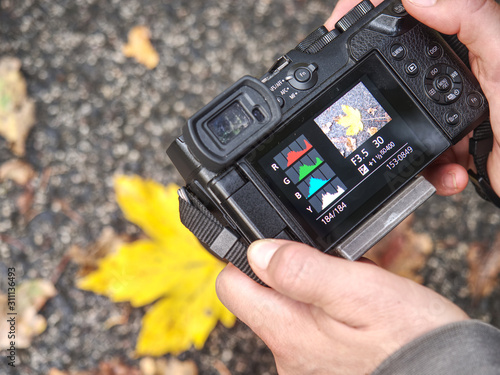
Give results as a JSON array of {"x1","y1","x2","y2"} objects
[{"x1": 1, "y1": 0, "x2": 499, "y2": 374}]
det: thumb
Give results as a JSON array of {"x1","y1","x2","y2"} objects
[
  {"x1": 247, "y1": 239, "x2": 402, "y2": 323},
  {"x1": 247, "y1": 239, "x2": 468, "y2": 328}
]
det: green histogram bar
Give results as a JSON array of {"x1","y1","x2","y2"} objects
[{"x1": 299, "y1": 157, "x2": 323, "y2": 181}]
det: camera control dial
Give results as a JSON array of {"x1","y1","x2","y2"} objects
[
  {"x1": 285, "y1": 63, "x2": 319, "y2": 90},
  {"x1": 335, "y1": 0, "x2": 375, "y2": 32}
]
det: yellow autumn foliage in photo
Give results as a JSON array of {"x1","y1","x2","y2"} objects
[
  {"x1": 337, "y1": 104, "x2": 363, "y2": 136},
  {"x1": 77, "y1": 175, "x2": 235, "y2": 356}
]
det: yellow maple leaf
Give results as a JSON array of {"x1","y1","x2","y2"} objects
[
  {"x1": 337, "y1": 104, "x2": 363, "y2": 136},
  {"x1": 77, "y1": 175, "x2": 235, "y2": 356}
]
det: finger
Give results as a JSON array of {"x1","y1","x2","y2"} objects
[
  {"x1": 247, "y1": 239, "x2": 468, "y2": 327},
  {"x1": 325, "y1": 0, "x2": 384, "y2": 30},
  {"x1": 402, "y1": 0, "x2": 500, "y2": 52},
  {"x1": 489, "y1": 145, "x2": 500, "y2": 195},
  {"x1": 216, "y1": 263, "x2": 305, "y2": 329},
  {"x1": 247, "y1": 239, "x2": 401, "y2": 323},
  {"x1": 215, "y1": 263, "x2": 342, "y2": 346},
  {"x1": 421, "y1": 162, "x2": 469, "y2": 196},
  {"x1": 420, "y1": 138, "x2": 471, "y2": 196}
]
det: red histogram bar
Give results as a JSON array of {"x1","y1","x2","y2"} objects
[{"x1": 286, "y1": 139, "x2": 313, "y2": 167}]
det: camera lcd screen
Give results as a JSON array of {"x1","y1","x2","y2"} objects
[{"x1": 248, "y1": 53, "x2": 451, "y2": 250}]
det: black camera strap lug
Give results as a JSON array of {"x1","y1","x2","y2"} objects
[{"x1": 177, "y1": 188, "x2": 264, "y2": 285}]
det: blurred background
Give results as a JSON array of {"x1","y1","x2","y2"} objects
[{"x1": 1, "y1": 0, "x2": 499, "y2": 374}]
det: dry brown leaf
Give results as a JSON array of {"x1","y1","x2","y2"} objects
[
  {"x1": 0, "y1": 279, "x2": 57, "y2": 350},
  {"x1": 367, "y1": 127, "x2": 379, "y2": 136},
  {"x1": 103, "y1": 306, "x2": 131, "y2": 329},
  {"x1": 69, "y1": 226, "x2": 130, "y2": 277},
  {"x1": 212, "y1": 359, "x2": 231, "y2": 375},
  {"x1": 467, "y1": 232, "x2": 500, "y2": 300},
  {"x1": 122, "y1": 26, "x2": 159, "y2": 69},
  {"x1": 140, "y1": 357, "x2": 198, "y2": 375},
  {"x1": 0, "y1": 159, "x2": 35, "y2": 185},
  {"x1": 345, "y1": 137, "x2": 356, "y2": 153},
  {"x1": 0, "y1": 57, "x2": 36, "y2": 156},
  {"x1": 364, "y1": 214, "x2": 434, "y2": 283}
]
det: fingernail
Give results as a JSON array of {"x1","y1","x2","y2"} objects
[
  {"x1": 248, "y1": 240, "x2": 280, "y2": 270},
  {"x1": 444, "y1": 172, "x2": 458, "y2": 191},
  {"x1": 408, "y1": 0, "x2": 437, "y2": 7}
]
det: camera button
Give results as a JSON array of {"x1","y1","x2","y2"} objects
[
  {"x1": 294, "y1": 67, "x2": 312, "y2": 83},
  {"x1": 426, "y1": 43, "x2": 443, "y2": 59},
  {"x1": 404, "y1": 61, "x2": 419, "y2": 76},
  {"x1": 467, "y1": 92, "x2": 483, "y2": 108},
  {"x1": 445, "y1": 110, "x2": 461, "y2": 126},
  {"x1": 445, "y1": 89, "x2": 462, "y2": 104},
  {"x1": 425, "y1": 64, "x2": 444, "y2": 80},
  {"x1": 425, "y1": 85, "x2": 441, "y2": 102},
  {"x1": 286, "y1": 63, "x2": 318, "y2": 90},
  {"x1": 434, "y1": 75, "x2": 453, "y2": 92},
  {"x1": 390, "y1": 44, "x2": 406, "y2": 60},
  {"x1": 392, "y1": 2, "x2": 406, "y2": 14},
  {"x1": 446, "y1": 66, "x2": 462, "y2": 83}
]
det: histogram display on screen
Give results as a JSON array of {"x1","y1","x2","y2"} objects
[{"x1": 273, "y1": 135, "x2": 347, "y2": 213}]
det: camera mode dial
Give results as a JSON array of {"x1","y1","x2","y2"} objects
[{"x1": 285, "y1": 63, "x2": 318, "y2": 90}]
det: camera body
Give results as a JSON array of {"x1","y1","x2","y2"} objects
[{"x1": 167, "y1": 0, "x2": 488, "y2": 280}]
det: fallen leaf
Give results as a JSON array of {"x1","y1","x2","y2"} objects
[
  {"x1": 467, "y1": 232, "x2": 500, "y2": 300},
  {"x1": 122, "y1": 26, "x2": 159, "y2": 69},
  {"x1": 336, "y1": 105, "x2": 363, "y2": 136},
  {"x1": 77, "y1": 175, "x2": 235, "y2": 356},
  {"x1": 69, "y1": 226, "x2": 129, "y2": 277},
  {"x1": 364, "y1": 215, "x2": 434, "y2": 283},
  {"x1": 367, "y1": 127, "x2": 378, "y2": 136},
  {"x1": 103, "y1": 306, "x2": 131, "y2": 329},
  {"x1": 0, "y1": 159, "x2": 35, "y2": 185},
  {"x1": 0, "y1": 57, "x2": 36, "y2": 156},
  {"x1": 140, "y1": 357, "x2": 198, "y2": 375},
  {"x1": 345, "y1": 137, "x2": 356, "y2": 153},
  {"x1": 212, "y1": 359, "x2": 231, "y2": 375},
  {"x1": 0, "y1": 279, "x2": 57, "y2": 349}
]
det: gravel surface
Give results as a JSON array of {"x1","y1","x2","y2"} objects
[{"x1": 0, "y1": 0, "x2": 499, "y2": 374}]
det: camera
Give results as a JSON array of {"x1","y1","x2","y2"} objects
[{"x1": 167, "y1": 0, "x2": 489, "y2": 283}]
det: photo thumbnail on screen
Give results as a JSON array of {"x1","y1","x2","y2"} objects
[{"x1": 314, "y1": 81, "x2": 392, "y2": 157}]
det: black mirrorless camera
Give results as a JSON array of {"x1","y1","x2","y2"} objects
[{"x1": 167, "y1": 0, "x2": 489, "y2": 283}]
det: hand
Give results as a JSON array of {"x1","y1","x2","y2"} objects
[
  {"x1": 216, "y1": 240, "x2": 468, "y2": 374},
  {"x1": 216, "y1": 2, "x2": 500, "y2": 374},
  {"x1": 326, "y1": 0, "x2": 500, "y2": 197}
]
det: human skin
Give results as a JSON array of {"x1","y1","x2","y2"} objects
[{"x1": 216, "y1": 0, "x2": 500, "y2": 374}]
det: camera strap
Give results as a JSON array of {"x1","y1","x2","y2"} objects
[
  {"x1": 177, "y1": 187, "x2": 265, "y2": 284},
  {"x1": 468, "y1": 120, "x2": 500, "y2": 207}
]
